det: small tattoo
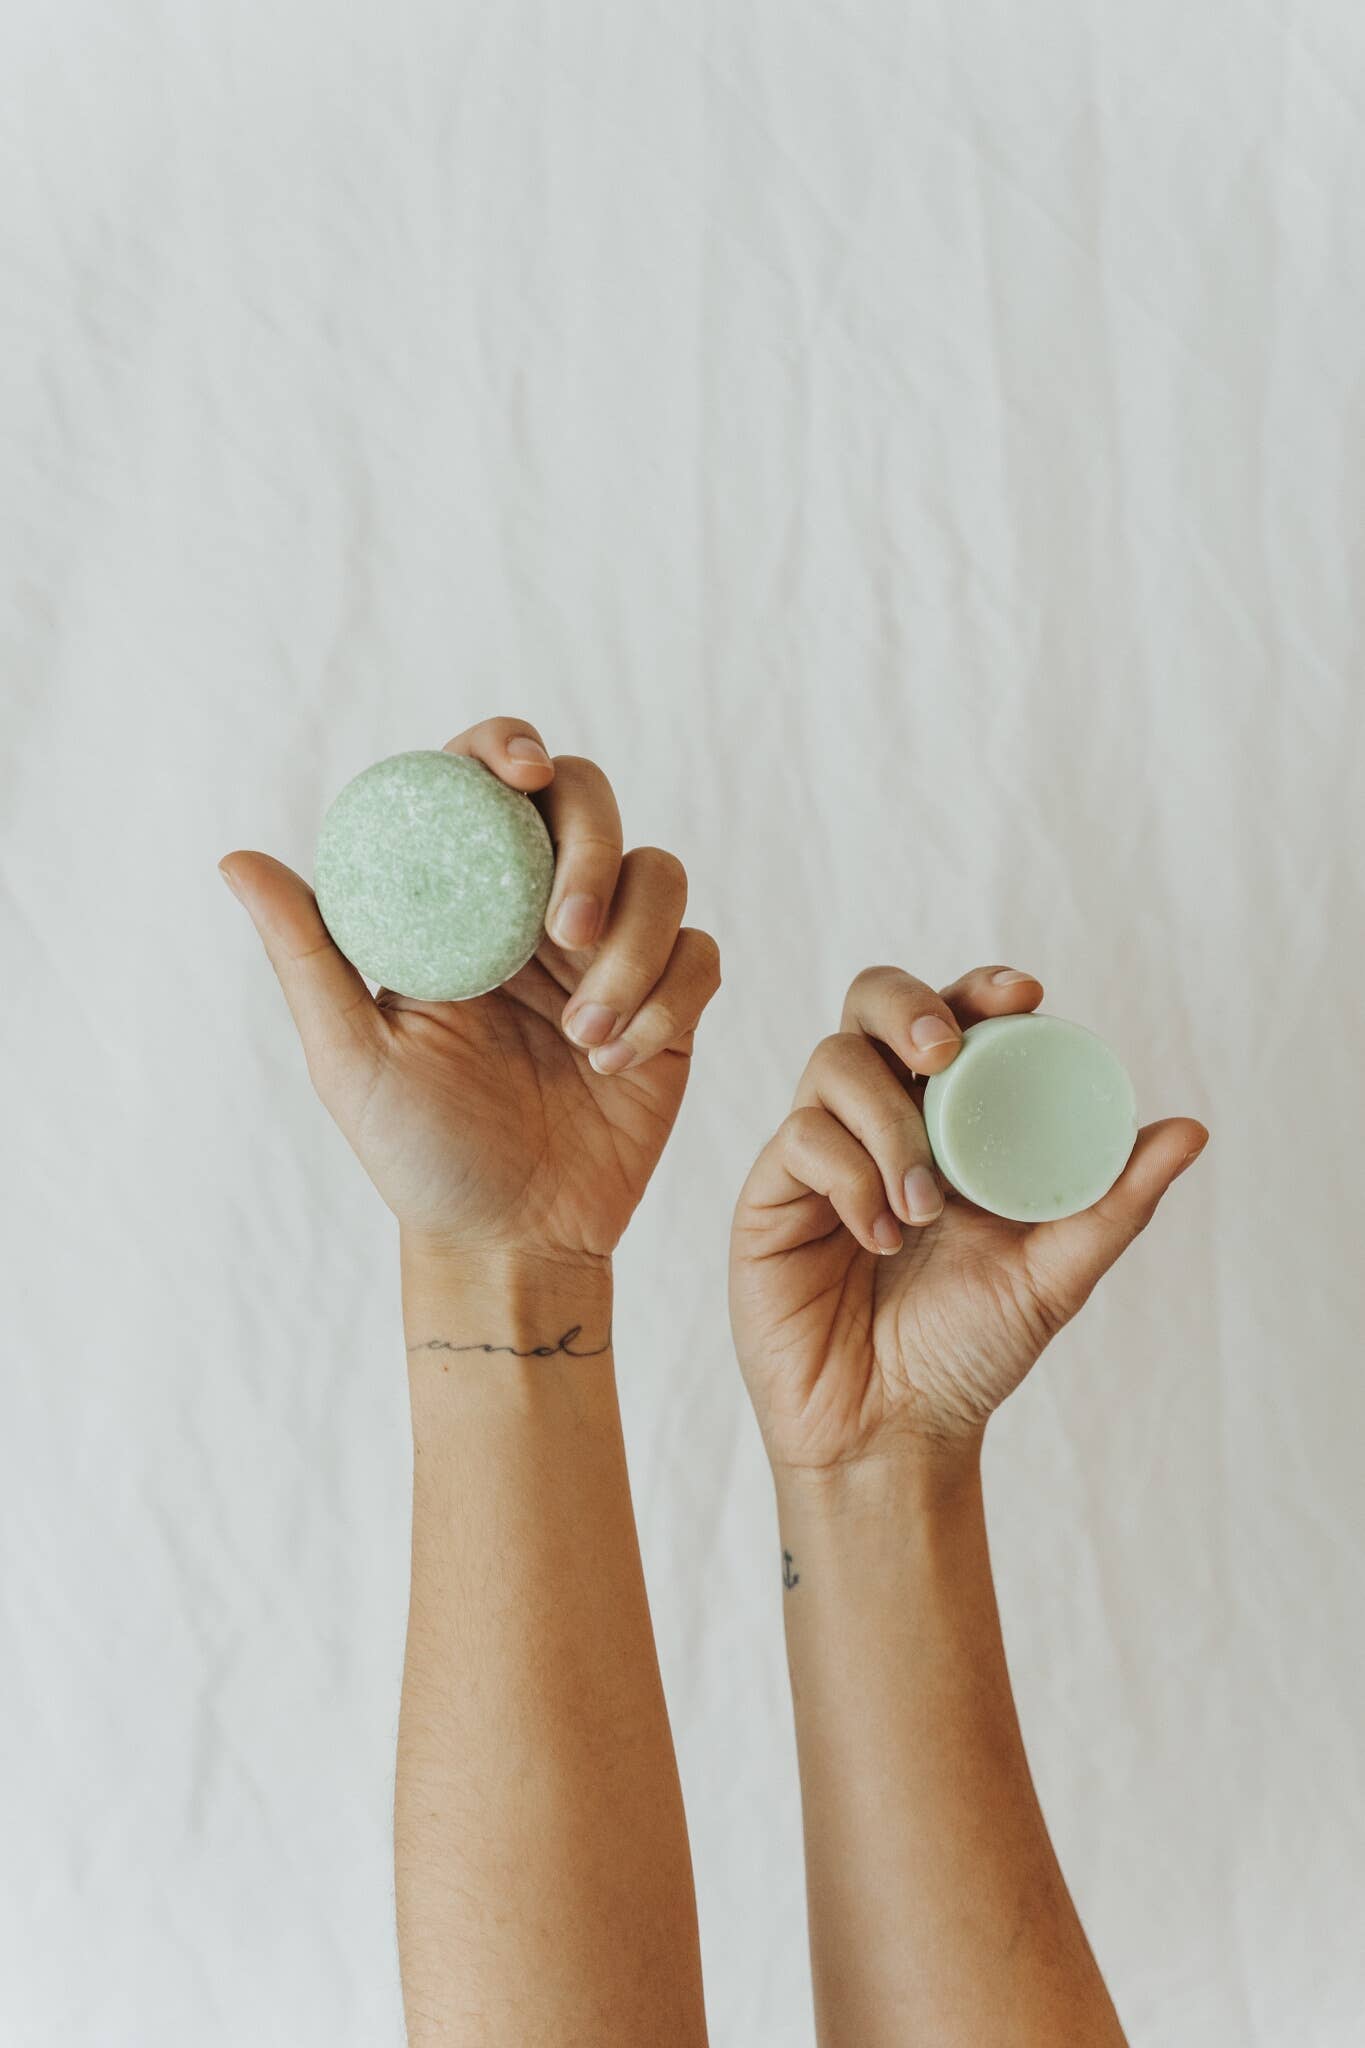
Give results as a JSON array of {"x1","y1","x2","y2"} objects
[
  {"x1": 407, "y1": 1322, "x2": 613, "y2": 1360},
  {"x1": 782, "y1": 1549, "x2": 800, "y2": 1591}
]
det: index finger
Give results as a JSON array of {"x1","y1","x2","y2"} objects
[
  {"x1": 441, "y1": 714, "x2": 556, "y2": 792},
  {"x1": 840, "y1": 961, "x2": 1048, "y2": 1079},
  {"x1": 839, "y1": 964, "x2": 965, "y2": 1077}
]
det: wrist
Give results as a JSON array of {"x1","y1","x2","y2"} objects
[
  {"x1": 771, "y1": 1432, "x2": 983, "y2": 1527},
  {"x1": 771, "y1": 1444, "x2": 985, "y2": 1614},
  {"x1": 402, "y1": 1259, "x2": 617, "y2": 1447},
  {"x1": 400, "y1": 1239, "x2": 614, "y2": 1382},
  {"x1": 400, "y1": 1234, "x2": 612, "y2": 1304},
  {"x1": 399, "y1": 1228, "x2": 612, "y2": 1278}
]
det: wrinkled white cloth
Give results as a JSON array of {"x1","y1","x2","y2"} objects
[{"x1": 3, "y1": 4, "x2": 1362, "y2": 2043}]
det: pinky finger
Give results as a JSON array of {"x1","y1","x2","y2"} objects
[{"x1": 587, "y1": 927, "x2": 722, "y2": 1075}]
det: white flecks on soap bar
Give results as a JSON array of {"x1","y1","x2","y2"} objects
[
  {"x1": 313, "y1": 750, "x2": 555, "y2": 1001},
  {"x1": 921, "y1": 1012, "x2": 1138, "y2": 1223}
]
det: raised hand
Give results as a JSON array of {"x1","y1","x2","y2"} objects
[
  {"x1": 219, "y1": 715, "x2": 721, "y2": 1268},
  {"x1": 729, "y1": 962, "x2": 1208, "y2": 1473}
]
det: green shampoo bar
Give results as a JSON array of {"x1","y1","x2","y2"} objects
[
  {"x1": 922, "y1": 1013, "x2": 1138, "y2": 1223},
  {"x1": 313, "y1": 750, "x2": 555, "y2": 1001}
]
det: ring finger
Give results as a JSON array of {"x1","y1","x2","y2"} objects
[
  {"x1": 560, "y1": 846, "x2": 689, "y2": 1054},
  {"x1": 583, "y1": 927, "x2": 721, "y2": 1075}
]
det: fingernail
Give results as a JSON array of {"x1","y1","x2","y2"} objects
[
  {"x1": 871, "y1": 1211, "x2": 903, "y2": 1254},
  {"x1": 552, "y1": 892, "x2": 600, "y2": 949},
  {"x1": 991, "y1": 968, "x2": 1034, "y2": 985},
  {"x1": 911, "y1": 1014, "x2": 958, "y2": 1052},
  {"x1": 218, "y1": 863, "x2": 244, "y2": 903},
  {"x1": 589, "y1": 1040, "x2": 635, "y2": 1075},
  {"x1": 564, "y1": 1002, "x2": 617, "y2": 1048},
  {"x1": 507, "y1": 736, "x2": 551, "y2": 766},
  {"x1": 1176, "y1": 1133, "x2": 1209, "y2": 1174},
  {"x1": 903, "y1": 1165, "x2": 944, "y2": 1223}
]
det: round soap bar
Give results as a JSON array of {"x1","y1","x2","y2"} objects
[
  {"x1": 313, "y1": 750, "x2": 554, "y2": 1001},
  {"x1": 921, "y1": 1013, "x2": 1138, "y2": 1223}
]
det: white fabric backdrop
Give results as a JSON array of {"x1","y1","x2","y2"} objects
[{"x1": 4, "y1": 3, "x2": 1363, "y2": 2042}]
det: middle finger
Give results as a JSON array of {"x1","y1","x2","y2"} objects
[
  {"x1": 560, "y1": 846, "x2": 688, "y2": 1052},
  {"x1": 534, "y1": 754, "x2": 625, "y2": 953}
]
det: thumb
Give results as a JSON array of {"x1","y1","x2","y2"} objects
[
  {"x1": 218, "y1": 851, "x2": 380, "y2": 1077},
  {"x1": 1022, "y1": 1117, "x2": 1210, "y2": 1323}
]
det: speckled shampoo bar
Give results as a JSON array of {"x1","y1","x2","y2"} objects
[{"x1": 313, "y1": 750, "x2": 555, "y2": 1001}]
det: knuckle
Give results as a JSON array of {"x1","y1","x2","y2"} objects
[
  {"x1": 560, "y1": 830, "x2": 623, "y2": 861},
  {"x1": 595, "y1": 953, "x2": 657, "y2": 992},
  {"x1": 285, "y1": 934, "x2": 337, "y2": 968},
  {"x1": 866, "y1": 1103, "x2": 925, "y2": 1147},
  {"x1": 783, "y1": 1104, "x2": 829, "y2": 1153},
  {"x1": 1127, "y1": 1202, "x2": 1158, "y2": 1245},
  {"x1": 597, "y1": 925, "x2": 670, "y2": 980},
  {"x1": 846, "y1": 962, "x2": 899, "y2": 999},
  {"x1": 834, "y1": 1163, "x2": 880, "y2": 1209},
  {"x1": 638, "y1": 994, "x2": 689, "y2": 1045},
  {"x1": 630, "y1": 843, "x2": 687, "y2": 894},
  {"x1": 681, "y1": 926, "x2": 721, "y2": 982},
  {"x1": 1095, "y1": 1190, "x2": 1147, "y2": 1246},
  {"x1": 807, "y1": 1029, "x2": 860, "y2": 1074}
]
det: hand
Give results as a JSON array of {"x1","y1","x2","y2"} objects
[
  {"x1": 729, "y1": 963, "x2": 1208, "y2": 1474},
  {"x1": 219, "y1": 717, "x2": 721, "y2": 1269}
]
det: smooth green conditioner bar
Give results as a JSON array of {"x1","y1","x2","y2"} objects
[
  {"x1": 313, "y1": 750, "x2": 555, "y2": 1001},
  {"x1": 922, "y1": 1013, "x2": 1138, "y2": 1224}
]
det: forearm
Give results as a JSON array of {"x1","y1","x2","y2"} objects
[
  {"x1": 775, "y1": 1448, "x2": 1126, "y2": 2048},
  {"x1": 395, "y1": 1244, "x2": 707, "y2": 2047}
]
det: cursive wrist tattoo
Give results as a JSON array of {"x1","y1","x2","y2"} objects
[{"x1": 406, "y1": 1321, "x2": 613, "y2": 1361}]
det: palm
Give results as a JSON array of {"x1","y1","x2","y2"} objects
[
  {"x1": 731, "y1": 1188, "x2": 1056, "y2": 1467},
  {"x1": 342, "y1": 962, "x2": 691, "y2": 1259}
]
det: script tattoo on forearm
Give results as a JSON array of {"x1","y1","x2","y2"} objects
[{"x1": 406, "y1": 1322, "x2": 613, "y2": 1360}]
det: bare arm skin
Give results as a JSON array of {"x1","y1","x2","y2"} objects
[
  {"x1": 221, "y1": 716, "x2": 718, "y2": 2047},
  {"x1": 396, "y1": 1246, "x2": 706, "y2": 2043},
  {"x1": 776, "y1": 1449, "x2": 1124, "y2": 2047},
  {"x1": 730, "y1": 961, "x2": 1209, "y2": 2048}
]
